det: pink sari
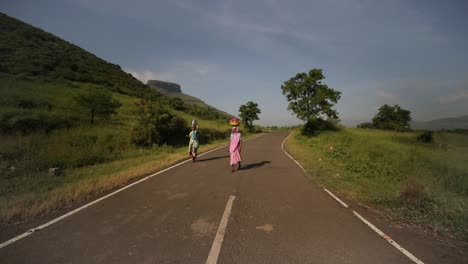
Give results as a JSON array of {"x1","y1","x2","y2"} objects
[{"x1": 229, "y1": 132, "x2": 242, "y2": 165}]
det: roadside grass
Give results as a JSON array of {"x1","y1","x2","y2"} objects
[{"x1": 284, "y1": 127, "x2": 468, "y2": 241}]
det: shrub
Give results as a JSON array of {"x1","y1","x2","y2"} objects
[
  {"x1": 0, "y1": 110, "x2": 79, "y2": 134},
  {"x1": 131, "y1": 101, "x2": 175, "y2": 147},
  {"x1": 165, "y1": 116, "x2": 189, "y2": 146},
  {"x1": 186, "y1": 105, "x2": 224, "y2": 120},
  {"x1": 198, "y1": 128, "x2": 228, "y2": 144},
  {"x1": 417, "y1": 131, "x2": 433, "y2": 143},
  {"x1": 357, "y1": 122, "x2": 374, "y2": 129},
  {"x1": 302, "y1": 119, "x2": 337, "y2": 135},
  {"x1": 168, "y1": 97, "x2": 187, "y2": 111}
]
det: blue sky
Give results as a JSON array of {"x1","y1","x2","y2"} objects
[{"x1": 1, "y1": 0, "x2": 467, "y2": 126}]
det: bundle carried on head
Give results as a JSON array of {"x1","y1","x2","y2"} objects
[{"x1": 229, "y1": 117, "x2": 240, "y2": 126}]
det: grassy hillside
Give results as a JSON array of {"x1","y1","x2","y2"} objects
[
  {"x1": 285, "y1": 128, "x2": 468, "y2": 240},
  {"x1": 0, "y1": 12, "x2": 149, "y2": 96}
]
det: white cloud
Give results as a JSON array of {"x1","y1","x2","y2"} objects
[
  {"x1": 438, "y1": 90, "x2": 468, "y2": 104},
  {"x1": 125, "y1": 69, "x2": 159, "y2": 83},
  {"x1": 126, "y1": 61, "x2": 219, "y2": 84},
  {"x1": 125, "y1": 60, "x2": 232, "y2": 99},
  {"x1": 376, "y1": 89, "x2": 395, "y2": 100}
]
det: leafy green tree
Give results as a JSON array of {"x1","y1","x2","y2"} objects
[
  {"x1": 131, "y1": 101, "x2": 175, "y2": 146},
  {"x1": 281, "y1": 69, "x2": 341, "y2": 126},
  {"x1": 74, "y1": 89, "x2": 121, "y2": 123},
  {"x1": 371, "y1": 104, "x2": 411, "y2": 131},
  {"x1": 169, "y1": 97, "x2": 186, "y2": 111},
  {"x1": 239, "y1": 101, "x2": 261, "y2": 131}
]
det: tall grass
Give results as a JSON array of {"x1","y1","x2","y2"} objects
[{"x1": 285, "y1": 127, "x2": 468, "y2": 240}]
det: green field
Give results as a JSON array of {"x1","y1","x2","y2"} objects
[{"x1": 285, "y1": 127, "x2": 468, "y2": 241}]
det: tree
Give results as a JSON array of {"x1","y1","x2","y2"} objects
[
  {"x1": 168, "y1": 97, "x2": 186, "y2": 111},
  {"x1": 281, "y1": 69, "x2": 341, "y2": 126},
  {"x1": 131, "y1": 101, "x2": 176, "y2": 146},
  {"x1": 239, "y1": 101, "x2": 261, "y2": 131},
  {"x1": 371, "y1": 104, "x2": 411, "y2": 131},
  {"x1": 74, "y1": 89, "x2": 121, "y2": 123}
]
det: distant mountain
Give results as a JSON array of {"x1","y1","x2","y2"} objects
[
  {"x1": 411, "y1": 115, "x2": 468, "y2": 130},
  {"x1": 147, "y1": 79, "x2": 233, "y2": 117},
  {"x1": 147, "y1": 80, "x2": 181, "y2": 93},
  {"x1": 147, "y1": 80, "x2": 206, "y2": 105},
  {"x1": 0, "y1": 12, "x2": 148, "y2": 96}
]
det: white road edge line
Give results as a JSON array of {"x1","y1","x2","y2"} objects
[
  {"x1": 0, "y1": 138, "x2": 259, "y2": 250},
  {"x1": 353, "y1": 211, "x2": 425, "y2": 264},
  {"x1": 206, "y1": 195, "x2": 236, "y2": 264},
  {"x1": 281, "y1": 132, "x2": 348, "y2": 209},
  {"x1": 280, "y1": 132, "x2": 305, "y2": 171},
  {"x1": 281, "y1": 131, "x2": 423, "y2": 263},
  {"x1": 323, "y1": 188, "x2": 349, "y2": 208}
]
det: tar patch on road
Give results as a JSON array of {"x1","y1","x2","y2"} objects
[
  {"x1": 191, "y1": 217, "x2": 217, "y2": 237},
  {"x1": 256, "y1": 224, "x2": 274, "y2": 233}
]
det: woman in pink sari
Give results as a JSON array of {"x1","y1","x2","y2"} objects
[{"x1": 229, "y1": 126, "x2": 242, "y2": 172}]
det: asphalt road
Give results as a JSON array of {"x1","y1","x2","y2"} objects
[{"x1": 0, "y1": 132, "x2": 465, "y2": 263}]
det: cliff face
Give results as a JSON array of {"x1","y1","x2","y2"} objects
[{"x1": 147, "y1": 80, "x2": 182, "y2": 93}]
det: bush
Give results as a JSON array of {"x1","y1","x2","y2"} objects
[
  {"x1": 186, "y1": 105, "x2": 224, "y2": 120},
  {"x1": 130, "y1": 101, "x2": 229, "y2": 147},
  {"x1": 198, "y1": 128, "x2": 228, "y2": 144},
  {"x1": 417, "y1": 131, "x2": 433, "y2": 143},
  {"x1": 168, "y1": 97, "x2": 187, "y2": 111},
  {"x1": 254, "y1": 126, "x2": 263, "y2": 133},
  {"x1": 302, "y1": 119, "x2": 337, "y2": 136},
  {"x1": 0, "y1": 110, "x2": 79, "y2": 134},
  {"x1": 357, "y1": 122, "x2": 374, "y2": 129},
  {"x1": 131, "y1": 101, "x2": 176, "y2": 147},
  {"x1": 165, "y1": 116, "x2": 190, "y2": 146}
]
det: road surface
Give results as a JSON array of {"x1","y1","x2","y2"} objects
[{"x1": 0, "y1": 132, "x2": 464, "y2": 263}]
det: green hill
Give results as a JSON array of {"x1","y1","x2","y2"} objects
[{"x1": 0, "y1": 12, "x2": 149, "y2": 96}]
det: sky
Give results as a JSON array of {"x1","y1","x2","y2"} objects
[{"x1": 1, "y1": 0, "x2": 467, "y2": 126}]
